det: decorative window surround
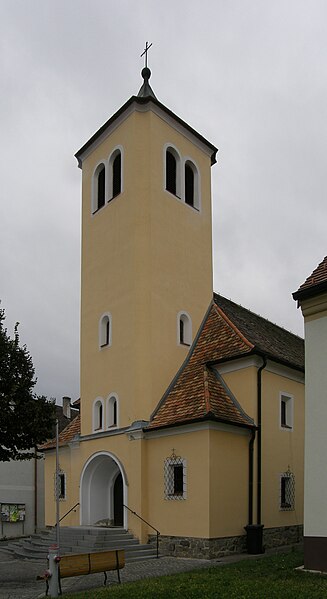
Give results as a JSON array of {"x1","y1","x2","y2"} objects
[
  {"x1": 164, "y1": 144, "x2": 200, "y2": 211},
  {"x1": 99, "y1": 313, "x2": 112, "y2": 349},
  {"x1": 92, "y1": 162, "x2": 106, "y2": 213},
  {"x1": 93, "y1": 398, "x2": 104, "y2": 432},
  {"x1": 107, "y1": 394, "x2": 119, "y2": 429},
  {"x1": 177, "y1": 311, "x2": 192, "y2": 346},
  {"x1": 280, "y1": 393, "x2": 293, "y2": 431}
]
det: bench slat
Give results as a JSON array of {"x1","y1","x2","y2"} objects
[{"x1": 59, "y1": 549, "x2": 125, "y2": 579}]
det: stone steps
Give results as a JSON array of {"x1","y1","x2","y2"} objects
[{"x1": 6, "y1": 526, "x2": 158, "y2": 563}]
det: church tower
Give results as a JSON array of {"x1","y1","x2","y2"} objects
[{"x1": 75, "y1": 65, "x2": 217, "y2": 437}]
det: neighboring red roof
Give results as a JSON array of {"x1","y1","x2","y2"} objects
[
  {"x1": 147, "y1": 302, "x2": 255, "y2": 430},
  {"x1": 41, "y1": 414, "x2": 81, "y2": 450},
  {"x1": 293, "y1": 256, "x2": 327, "y2": 301}
]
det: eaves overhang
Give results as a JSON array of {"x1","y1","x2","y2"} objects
[
  {"x1": 75, "y1": 95, "x2": 218, "y2": 168},
  {"x1": 207, "y1": 347, "x2": 304, "y2": 374},
  {"x1": 144, "y1": 413, "x2": 257, "y2": 434},
  {"x1": 293, "y1": 281, "x2": 327, "y2": 303}
]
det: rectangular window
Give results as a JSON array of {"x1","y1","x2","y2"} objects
[
  {"x1": 164, "y1": 456, "x2": 186, "y2": 500},
  {"x1": 280, "y1": 393, "x2": 293, "y2": 430},
  {"x1": 280, "y1": 471, "x2": 295, "y2": 510}
]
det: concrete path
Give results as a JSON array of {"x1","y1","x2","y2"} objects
[{"x1": 0, "y1": 543, "x2": 302, "y2": 599}]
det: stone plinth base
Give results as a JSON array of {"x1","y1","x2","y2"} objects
[{"x1": 149, "y1": 525, "x2": 303, "y2": 559}]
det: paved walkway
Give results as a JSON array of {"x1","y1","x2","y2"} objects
[{"x1": 0, "y1": 543, "x2": 302, "y2": 599}]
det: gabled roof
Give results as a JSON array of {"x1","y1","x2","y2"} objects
[
  {"x1": 214, "y1": 294, "x2": 304, "y2": 371},
  {"x1": 293, "y1": 256, "x2": 327, "y2": 302},
  {"x1": 147, "y1": 295, "x2": 304, "y2": 431},
  {"x1": 147, "y1": 301, "x2": 255, "y2": 431}
]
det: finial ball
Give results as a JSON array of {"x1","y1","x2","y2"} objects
[{"x1": 141, "y1": 67, "x2": 151, "y2": 81}]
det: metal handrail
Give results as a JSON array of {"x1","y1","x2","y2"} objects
[
  {"x1": 123, "y1": 504, "x2": 160, "y2": 558},
  {"x1": 59, "y1": 502, "x2": 80, "y2": 523}
]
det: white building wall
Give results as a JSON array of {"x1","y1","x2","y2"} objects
[
  {"x1": 0, "y1": 455, "x2": 45, "y2": 538},
  {"x1": 304, "y1": 313, "x2": 327, "y2": 537}
]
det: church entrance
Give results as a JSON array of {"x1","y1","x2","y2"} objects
[{"x1": 80, "y1": 452, "x2": 126, "y2": 527}]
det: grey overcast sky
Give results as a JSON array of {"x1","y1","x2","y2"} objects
[{"x1": 1, "y1": 0, "x2": 326, "y2": 403}]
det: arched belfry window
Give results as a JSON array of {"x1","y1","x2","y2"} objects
[
  {"x1": 107, "y1": 394, "x2": 119, "y2": 428},
  {"x1": 165, "y1": 146, "x2": 181, "y2": 198},
  {"x1": 185, "y1": 160, "x2": 199, "y2": 209},
  {"x1": 93, "y1": 398, "x2": 104, "y2": 431},
  {"x1": 108, "y1": 147, "x2": 123, "y2": 201},
  {"x1": 177, "y1": 311, "x2": 192, "y2": 346},
  {"x1": 99, "y1": 313, "x2": 112, "y2": 348},
  {"x1": 93, "y1": 163, "x2": 106, "y2": 213}
]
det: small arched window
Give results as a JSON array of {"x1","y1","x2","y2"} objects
[
  {"x1": 93, "y1": 398, "x2": 104, "y2": 431},
  {"x1": 109, "y1": 148, "x2": 123, "y2": 201},
  {"x1": 107, "y1": 394, "x2": 119, "y2": 428},
  {"x1": 99, "y1": 313, "x2": 112, "y2": 348},
  {"x1": 177, "y1": 311, "x2": 192, "y2": 346},
  {"x1": 93, "y1": 163, "x2": 106, "y2": 212},
  {"x1": 166, "y1": 150, "x2": 177, "y2": 195},
  {"x1": 165, "y1": 146, "x2": 181, "y2": 198}
]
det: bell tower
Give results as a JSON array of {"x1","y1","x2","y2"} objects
[{"x1": 75, "y1": 66, "x2": 217, "y2": 436}]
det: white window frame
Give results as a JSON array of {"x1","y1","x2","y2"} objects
[
  {"x1": 93, "y1": 397, "x2": 104, "y2": 432},
  {"x1": 107, "y1": 393, "x2": 119, "y2": 429},
  {"x1": 177, "y1": 311, "x2": 192, "y2": 346},
  {"x1": 108, "y1": 145, "x2": 124, "y2": 201},
  {"x1": 164, "y1": 144, "x2": 182, "y2": 199},
  {"x1": 164, "y1": 457, "x2": 187, "y2": 500},
  {"x1": 99, "y1": 312, "x2": 112, "y2": 349},
  {"x1": 91, "y1": 161, "x2": 107, "y2": 214},
  {"x1": 183, "y1": 157, "x2": 200, "y2": 211},
  {"x1": 279, "y1": 392, "x2": 294, "y2": 431}
]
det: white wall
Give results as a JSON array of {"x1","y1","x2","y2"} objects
[{"x1": 304, "y1": 313, "x2": 327, "y2": 537}]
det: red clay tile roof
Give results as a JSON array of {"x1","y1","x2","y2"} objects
[
  {"x1": 293, "y1": 256, "x2": 327, "y2": 301},
  {"x1": 147, "y1": 302, "x2": 255, "y2": 430},
  {"x1": 148, "y1": 295, "x2": 304, "y2": 431},
  {"x1": 41, "y1": 414, "x2": 81, "y2": 450}
]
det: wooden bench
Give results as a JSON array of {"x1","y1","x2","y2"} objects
[{"x1": 40, "y1": 549, "x2": 125, "y2": 595}]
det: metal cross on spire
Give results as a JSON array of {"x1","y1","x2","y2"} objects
[{"x1": 141, "y1": 41, "x2": 153, "y2": 68}]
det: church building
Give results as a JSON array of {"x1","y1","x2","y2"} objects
[{"x1": 42, "y1": 64, "x2": 305, "y2": 558}]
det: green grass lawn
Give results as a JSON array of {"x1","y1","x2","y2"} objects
[{"x1": 62, "y1": 550, "x2": 327, "y2": 599}]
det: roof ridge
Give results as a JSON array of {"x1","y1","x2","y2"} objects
[
  {"x1": 214, "y1": 292, "x2": 303, "y2": 341},
  {"x1": 214, "y1": 302, "x2": 254, "y2": 349}
]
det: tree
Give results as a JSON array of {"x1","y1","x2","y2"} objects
[{"x1": 0, "y1": 305, "x2": 56, "y2": 461}]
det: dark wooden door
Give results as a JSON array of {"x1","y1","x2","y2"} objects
[{"x1": 113, "y1": 472, "x2": 123, "y2": 526}]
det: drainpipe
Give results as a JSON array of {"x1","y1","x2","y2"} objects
[
  {"x1": 245, "y1": 356, "x2": 267, "y2": 554},
  {"x1": 257, "y1": 356, "x2": 267, "y2": 526},
  {"x1": 248, "y1": 429, "x2": 256, "y2": 526}
]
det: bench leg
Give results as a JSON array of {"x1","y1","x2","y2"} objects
[
  {"x1": 103, "y1": 571, "x2": 107, "y2": 586},
  {"x1": 115, "y1": 550, "x2": 121, "y2": 584}
]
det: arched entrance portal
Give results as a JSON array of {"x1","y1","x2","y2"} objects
[{"x1": 80, "y1": 453, "x2": 126, "y2": 527}]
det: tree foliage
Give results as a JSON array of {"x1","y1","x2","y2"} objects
[{"x1": 0, "y1": 305, "x2": 56, "y2": 461}]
